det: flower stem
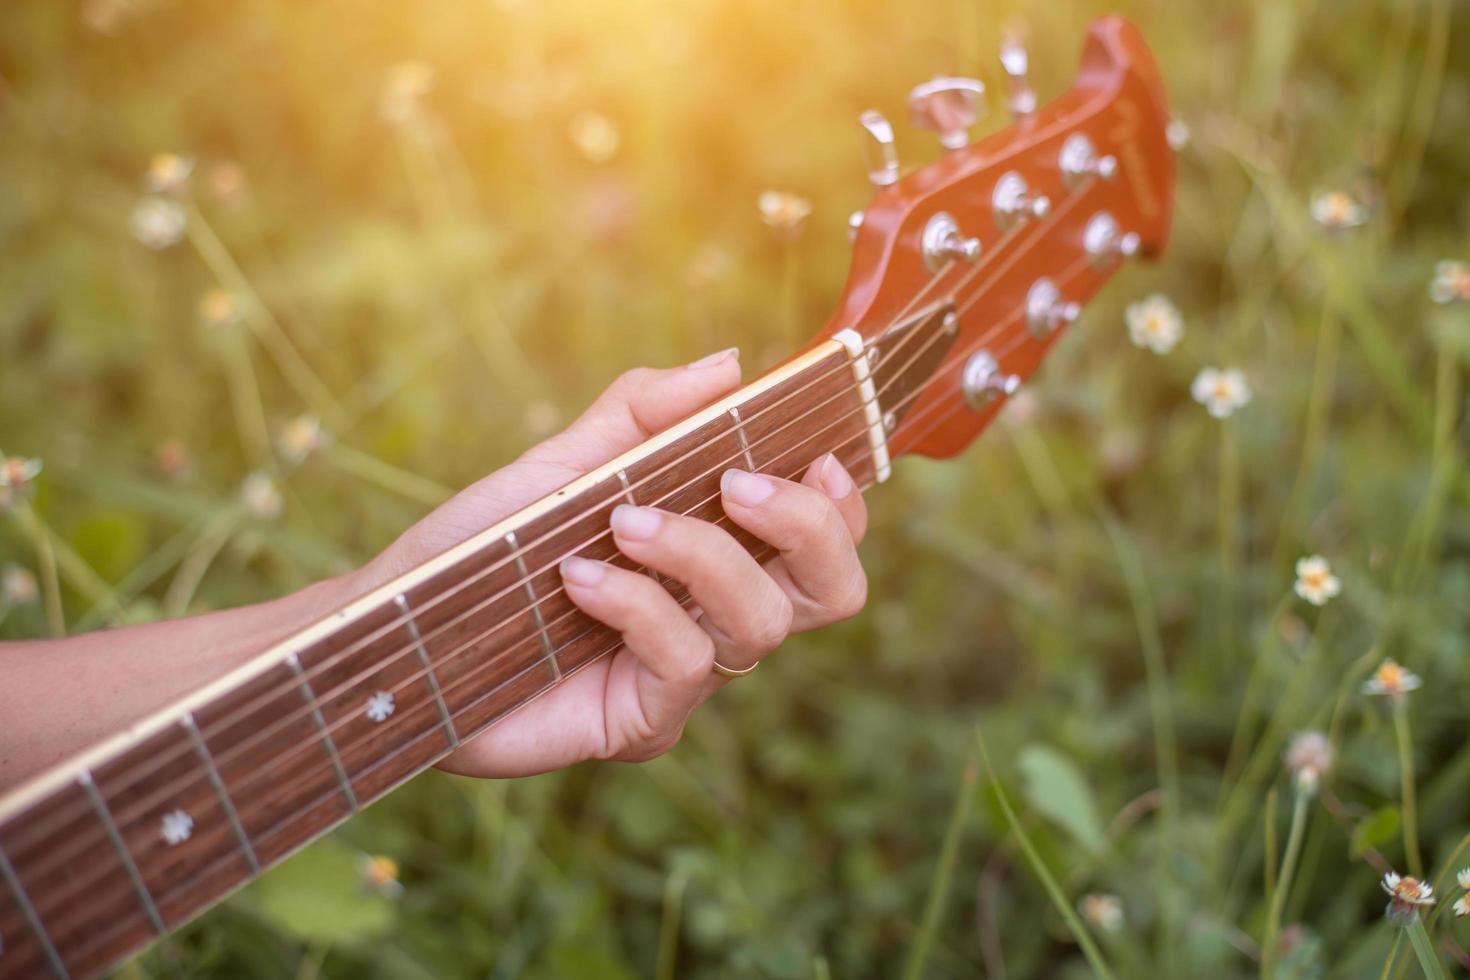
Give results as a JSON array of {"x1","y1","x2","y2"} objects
[
  {"x1": 902, "y1": 761, "x2": 977, "y2": 980},
  {"x1": 1260, "y1": 788, "x2": 1310, "y2": 979},
  {"x1": 1394, "y1": 700, "x2": 1423, "y2": 877},
  {"x1": 326, "y1": 443, "x2": 452, "y2": 508},
  {"x1": 1405, "y1": 915, "x2": 1449, "y2": 980}
]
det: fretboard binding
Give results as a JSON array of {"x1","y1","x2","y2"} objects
[
  {"x1": 286, "y1": 654, "x2": 358, "y2": 812},
  {"x1": 729, "y1": 407, "x2": 757, "y2": 470},
  {"x1": 181, "y1": 712, "x2": 261, "y2": 875},
  {"x1": 506, "y1": 531, "x2": 560, "y2": 679},
  {"x1": 78, "y1": 771, "x2": 166, "y2": 936},
  {"x1": 0, "y1": 839, "x2": 69, "y2": 979},
  {"x1": 394, "y1": 594, "x2": 460, "y2": 749}
]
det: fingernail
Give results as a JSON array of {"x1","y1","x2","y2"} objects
[
  {"x1": 610, "y1": 504, "x2": 662, "y2": 541},
  {"x1": 686, "y1": 347, "x2": 739, "y2": 370},
  {"x1": 560, "y1": 556, "x2": 606, "y2": 587},
  {"x1": 818, "y1": 453, "x2": 854, "y2": 500},
  {"x1": 721, "y1": 468, "x2": 775, "y2": 507}
]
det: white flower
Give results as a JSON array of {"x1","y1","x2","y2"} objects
[
  {"x1": 1078, "y1": 893, "x2": 1124, "y2": 933},
  {"x1": 1125, "y1": 294, "x2": 1183, "y2": 354},
  {"x1": 131, "y1": 197, "x2": 187, "y2": 249},
  {"x1": 568, "y1": 111, "x2": 620, "y2": 163},
  {"x1": 1310, "y1": 191, "x2": 1368, "y2": 231},
  {"x1": 1362, "y1": 658, "x2": 1422, "y2": 700},
  {"x1": 1293, "y1": 555, "x2": 1341, "y2": 606},
  {"x1": 198, "y1": 289, "x2": 241, "y2": 329},
  {"x1": 380, "y1": 61, "x2": 435, "y2": 126},
  {"x1": 358, "y1": 853, "x2": 404, "y2": 898},
  {"x1": 0, "y1": 453, "x2": 42, "y2": 508},
  {"x1": 1283, "y1": 731, "x2": 1332, "y2": 795},
  {"x1": 365, "y1": 690, "x2": 396, "y2": 723},
  {"x1": 1430, "y1": 260, "x2": 1470, "y2": 305},
  {"x1": 160, "y1": 808, "x2": 193, "y2": 845},
  {"x1": 278, "y1": 415, "x2": 326, "y2": 464},
  {"x1": 1190, "y1": 367, "x2": 1251, "y2": 419},
  {"x1": 2, "y1": 565, "x2": 38, "y2": 606},
  {"x1": 1382, "y1": 871, "x2": 1434, "y2": 925},
  {"x1": 758, "y1": 190, "x2": 813, "y2": 233},
  {"x1": 240, "y1": 472, "x2": 282, "y2": 521},
  {"x1": 1453, "y1": 869, "x2": 1470, "y2": 917},
  {"x1": 145, "y1": 153, "x2": 194, "y2": 194}
]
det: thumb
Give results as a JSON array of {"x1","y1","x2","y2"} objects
[{"x1": 524, "y1": 348, "x2": 742, "y2": 473}]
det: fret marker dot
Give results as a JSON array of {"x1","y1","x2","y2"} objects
[
  {"x1": 366, "y1": 690, "x2": 396, "y2": 723},
  {"x1": 160, "y1": 808, "x2": 194, "y2": 846}
]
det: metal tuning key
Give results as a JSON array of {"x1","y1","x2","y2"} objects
[
  {"x1": 906, "y1": 77, "x2": 986, "y2": 151},
  {"x1": 1025, "y1": 278, "x2": 1080, "y2": 337},
  {"x1": 962, "y1": 351, "x2": 1020, "y2": 409},
  {"x1": 859, "y1": 110, "x2": 899, "y2": 187},
  {"x1": 1082, "y1": 210, "x2": 1140, "y2": 263},
  {"x1": 921, "y1": 212, "x2": 981, "y2": 271},
  {"x1": 998, "y1": 37, "x2": 1037, "y2": 120},
  {"x1": 992, "y1": 171, "x2": 1050, "y2": 229},
  {"x1": 1058, "y1": 133, "x2": 1117, "y2": 188}
]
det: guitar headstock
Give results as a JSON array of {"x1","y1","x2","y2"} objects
[{"x1": 822, "y1": 17, "x2": 1176, "y2": 460}]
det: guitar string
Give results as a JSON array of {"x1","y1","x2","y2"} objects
[
  {"x1": 4, "y1": 179, "x2": 1102, "y2": 873},
  {"x1": 15, "y1": 248, "x2": 1101, "y2": 928}
]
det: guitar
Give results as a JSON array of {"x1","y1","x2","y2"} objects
[{"x1": 0, "y1": 16, "x2": 1174, "y2": 979}]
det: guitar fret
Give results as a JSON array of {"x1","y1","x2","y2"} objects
[
  {"x1": 616, "y1": 469, "x2": 637, "y2": 505},
  {"x1": 729, "y1": 407, "x2": 757, "y2": 470},
  {"x1": 506, "y1": 531, "x2": 560, "y2": 679},
  {"x1": 77, "y1": 772, "x2": 165, "y2": 937},
  {"x1": 831, "y1": 328, "x2": 891, "y2": 482},
  {"x1": 0, "y1": 840, "x2": 68, "y2": 979},
  {"x1": 180, "y1": 713, "x2": 261, "y2": 875},
  {"x1": 394, "y1": 594, "x2": 461, "y2": 749},
  {"x1": 285, "y1": 654, "x2": 359, "y2": 812}
]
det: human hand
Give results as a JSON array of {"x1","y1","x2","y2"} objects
[{"x1": 355, "y1": 349, "x2": 868, "y2": 777}]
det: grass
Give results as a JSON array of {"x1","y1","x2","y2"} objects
[{"x1": 1, "y1": 0, "x2": 1469, "y2": 976}]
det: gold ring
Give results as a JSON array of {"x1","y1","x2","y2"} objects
[{"x1": 711, "y1": 658, "x2": 758, "y2": 678}]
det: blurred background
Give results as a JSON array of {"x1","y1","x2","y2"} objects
[{"x1": 2, "y1": 0, "x2": 1468, "y2": 976}]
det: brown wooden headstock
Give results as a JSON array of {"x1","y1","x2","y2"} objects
[{"x1": 821, "y1": 16, "x2": 1176, "y2": 460}]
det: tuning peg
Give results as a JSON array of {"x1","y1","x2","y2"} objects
[
  {"x1": 992, "y1": 171, "x2": 1050, "y2": 229},
  {"x1": 921, "y1": 212, "x2": 981, "y2": 271},
  {"x1": 1025, "y1": 278, "x2": 1080, "y2": 337},
  {"x1": 998, "y1": 37, "x2": 1037, "y2": 120},
  {"x1": 962, "y1": 350, "x2": 1020, "y2": 409},
  {"x1": 857, "y1": 110, "x2": 899, "y2": 187},
  {"x1": 906, "y1": 77, "x2": 986, "y2": 151},
  {"x1": 1058, "y1": 133, "x2": 1117, "y2": 188},
  {"x1": 1083, "y1": 211, "x2": 1140, "y2": 262}
]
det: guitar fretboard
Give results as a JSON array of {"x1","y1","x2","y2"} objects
[{"x1": 0, "y1": 322, "x2": 935, "y2": 979}]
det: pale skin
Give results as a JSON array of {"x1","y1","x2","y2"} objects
[{"x1": 0, "y1": 348, "x2": 868, "y2": 791}]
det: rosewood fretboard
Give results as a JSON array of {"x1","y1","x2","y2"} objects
[{"x1": 0, "y1": 303, "x2": 956, "y2": 979}]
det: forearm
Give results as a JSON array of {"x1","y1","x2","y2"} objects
[{"x1": 0, "y1": 571, "x2": 362, "y2": 792}]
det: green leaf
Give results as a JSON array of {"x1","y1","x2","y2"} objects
[
  {"x1": 248, "y1": 838, "x2": 396, "y2": 944},
  {"x1": 1351, "y1": 805, "x2": 1401, "y2": 858},
  {"x1": 1017, "y1": 743, "x2": 1106, "y2": 853}
]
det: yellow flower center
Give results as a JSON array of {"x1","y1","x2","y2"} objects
[
  {"x1": 1302, "y1": 570, "x2": 1326, "y2": 589},
  {"x1": 1393, "y1": 877, "x2": 1427, "y2": 901},
  {"x1": 1213, "y1": 382, "x2": 1231, "y2": 400},
  {"x1": 1377, "y1": 664, "x2": 1403, "y2": 689}
]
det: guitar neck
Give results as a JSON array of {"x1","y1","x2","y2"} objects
[{"x1": 0, "y1": 308, "x2": 954, "y2": 979}]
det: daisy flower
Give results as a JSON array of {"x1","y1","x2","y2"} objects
[
  {"x1": 1453, "y1": 868, "x2": 1470, "y2": 917},
  {"x1": 1382, "y1": 871, "x2": 1434, "y2": 923},
  {"x1": 758, "y1": 190, "x2": 813, "y2": 234},
  {"x1": 240, "y1": 472, "x2": 282, "y2": 521},
  {"x1": 0, "y1": 452, "x2": 42, "y2": 508},
  {"x1": 1430, "y1": 260, "x2": 1470, "y2": 305},
  {"x1": 1310, "y1": 191, "x2": 1368, "y2": 231},
  {"x1": 2, "y1": 565, "x2": 38, "y2": 606},
  {"x1": 198, "y1": 289, "x2": 241, "y2": 330},
  {"x1": 1190, "y1": 367, "x2": 1251, "y2": 419},
  {"x1": 1284, "y1": 731, "x2": 1333, "y2": 795},
  {"x1": 358, "y1": 853, "x2": 404, "y2": 898},
  {"x1": 145, "y1": 153, "x2": 194, "y2": 194},
  {"x1": 1125, "y1": 294, "x2": 1183, "y2": 354},
  {"x1": 1078, "y1": 893, "x2": 1124, "y2": 933},
  {"x1": 278, "y1": 415, "x2": 326, "y2": 464},
  {"x1": 1362, "y1": 659, "x2": 1422, "y2": 700},
  {"x1": 131, "y1": 197, "x2": 187, "y2": 249},
  {"x1": 1293, "y1": 555, "x2": 1341, "y2": 606}
]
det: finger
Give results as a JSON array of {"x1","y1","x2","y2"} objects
[
  {"x1": 559, "y1": 555, "x2": 713, "y2": 758},
  {"x1": 608, "y1": 504, "x2": 793, "y2": 672},
  {"x1": 523, "y1": 349, "x2": 741, "y2": 474},
  {"x1": 719, "y1": 459, "x2": 867, "y2": 629},
  {"x1": 801, "y1": 453, "x2": 867, "y2": 544}
]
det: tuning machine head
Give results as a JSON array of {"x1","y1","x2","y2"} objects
[
  {"x1": 906, "y1": 77, "x2": 986, "y2": 151},
  {"x1": 998, "y1": 37, "x2": 1037, "y2": 120},
  {"x1": 858, "y1": 110, "x2": 899, "y2": 187}
]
